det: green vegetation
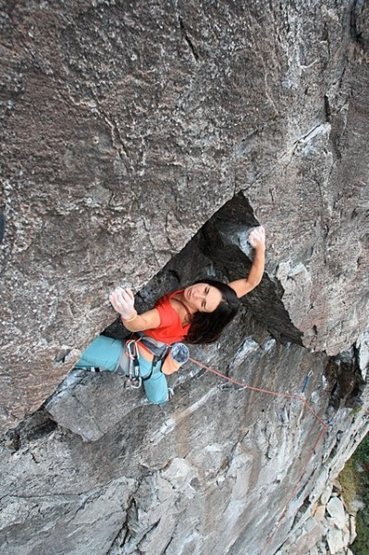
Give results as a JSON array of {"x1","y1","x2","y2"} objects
[
  {"x1": 339, "y1": 458, "x2": 358, "y2": 508},
  {"x1": 340, "y1": 432, "x2": 369, "y2": 555},
  {"x1": 352, "y1": 432, "x2": 369, "y2": 555}
]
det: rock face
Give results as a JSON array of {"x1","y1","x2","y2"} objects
[
  {"x1": 1, "y1": 1, "x2": 369, "y2": 554},
  {"x1": 276, "y1": 417, "x2": 369, "y2": 555}
]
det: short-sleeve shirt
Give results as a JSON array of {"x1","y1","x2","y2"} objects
[{"x1": 144, "y1": 291, "x2": 191, "y2": 344}]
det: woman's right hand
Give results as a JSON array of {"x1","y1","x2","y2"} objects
[{"x1": 109, "y1": 287, "x2": 136, "y2": 319}]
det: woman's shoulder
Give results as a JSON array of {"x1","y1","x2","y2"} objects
[{"x1": 156, "y1": 289, "x2": 180, "y2": 306}]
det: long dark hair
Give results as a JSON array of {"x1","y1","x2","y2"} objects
[{"x1": 185, "y1": 279, "x2": 240, "y2": 345}]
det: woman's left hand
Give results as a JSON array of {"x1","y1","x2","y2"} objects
[{"x1": 249, "y1": 226, "x2": 265, "y2": 250}]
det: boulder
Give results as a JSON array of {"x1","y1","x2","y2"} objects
[{"x1": 326, "y1": 497, "x2": 347, "y2": 530}]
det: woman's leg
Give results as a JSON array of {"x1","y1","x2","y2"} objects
[
  {"x1": 75, "y1": 335, "x2": 123, "y2": 372},
  {"x1": 139, "y1": 356, "x2": 169, "y2": 405},
  {"x1": 75, "y1": 337, "x2": 169, "y2": 405}
]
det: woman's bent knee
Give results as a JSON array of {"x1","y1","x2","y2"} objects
[{"x1": 142, "y1": 367, "x2": 169, "y2": 405}]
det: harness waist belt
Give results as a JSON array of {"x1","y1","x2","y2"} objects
[{"x1": 135, "y1": 333, "x2": 169, "y2": 358}]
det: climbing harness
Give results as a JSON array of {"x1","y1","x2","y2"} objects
[
  {"x1": 134, "y1": 334, "x2": 169, "y2": 383},
  {"x1": 118, "y1": 333, "x2": 189, "y2": 388}
]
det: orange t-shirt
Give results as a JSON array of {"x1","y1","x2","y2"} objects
[{"x1": 144, "y1": 291, "x2": 191, "y2": 344}]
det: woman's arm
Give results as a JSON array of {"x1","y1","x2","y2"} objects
[
  {"x1": 229, "y1": 226, "x2": 266, "y2": 298},
  {"x1": 122, "y1": 308, "x2": 161, "y2": 332},
  {"x1": 109, "y1": 287, "x2": 161, "y2": 331}
]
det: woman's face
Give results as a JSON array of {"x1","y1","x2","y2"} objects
[{"x1": 183, "y1": 283, "x2": 222, "y2": 313}]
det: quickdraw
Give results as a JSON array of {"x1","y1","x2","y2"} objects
[{"x1": 125, "y1": 339, "x2": 142, "y2": 389}]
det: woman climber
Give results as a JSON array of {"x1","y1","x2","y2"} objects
[{"x1": 75, "y1": 226, "x2": 266, "y2": 405}]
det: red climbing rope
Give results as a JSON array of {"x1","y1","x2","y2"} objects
[
  {"x1": 189, "y1": 356, "x2": 329, "y2": 554},
  {"x1": 190, "y1": 356, "x2": 303, "y2": 401}
]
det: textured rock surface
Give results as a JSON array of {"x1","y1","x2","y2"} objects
[
  {"x1": 276, "y1": 387, "x2": 369, "y2": 555},
  {"x1": 1, "y1": 1, "x2": 369, "y2": 554},
  {"x1": 278, "y1": 488, "x2": 356, "y2": 555},
  {"x1": 1, "y1": 0, "x2": 369, "y2": 430},
  {"x1": 1, "y1": 309, "x2": 331, "y2": 555}
]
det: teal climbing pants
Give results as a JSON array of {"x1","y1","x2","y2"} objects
[{"x1": 75, "y1": 335, "x2": 169, "y2": 405}]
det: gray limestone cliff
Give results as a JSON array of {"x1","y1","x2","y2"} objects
[{"x1": 1, "y1": 1, "x2": 369, "y2": 554}]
